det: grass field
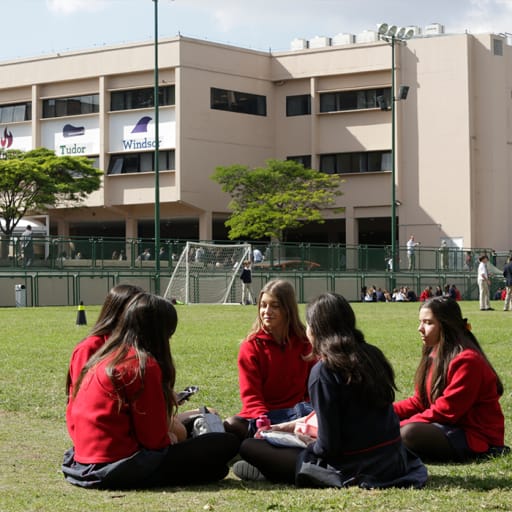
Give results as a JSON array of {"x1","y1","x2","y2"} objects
[{"x1": 0, "y1": 299, "x2": 511, "y2": 512}]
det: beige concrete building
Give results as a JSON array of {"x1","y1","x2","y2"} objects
[{"x1": 0, "y1": 27, "x2": 511, "y2": 252}]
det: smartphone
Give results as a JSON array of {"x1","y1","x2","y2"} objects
[{"x1": 177, "y1": 385, "x2": 199, "y2": 403}]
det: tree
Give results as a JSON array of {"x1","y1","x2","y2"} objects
[
  {"x1": 211, "y1": 159, "x2": 343, "y2": 241},
  {"x1": 0, "y1": 147, "x2": 102, "y2": 236}
]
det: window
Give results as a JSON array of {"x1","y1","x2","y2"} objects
[
  {"x1": 320, "y1": 88, "x2": 391, "y2": 113},
  {"x1": 319, "y1": 151, "x2": 391, "y2": 174},
  {"x1": 107, "y1": 150, "x2": 175, "y2": 175},
  {"x1": 110, "y1": 85, "x2": 175, "y2": 111},
  {"x1": 493, "y1": 38, "x2": 503, "y2": 56},
  {"x1": 286, "y1": 94, "x2": 311, "y2": 116},
  {"x1": 210, "y1": 88, "x2": 266, "y2": 116},
  {"x1": 0, "y1": 102, "x2": 31, "y2": 122},
  {"x1": 43, "y1": 94, "x2": 99, "y2": 118},
  {"x1": 287, "y1": 155, "x2": 312, "y2": 168}
]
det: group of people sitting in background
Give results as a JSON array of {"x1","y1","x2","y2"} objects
[
  {"x1": 361, "y1": 284, "x2": 461, "y2": 303},
  {"x1": 62, "y1": 279, "x2": 509, "y2": 491}
]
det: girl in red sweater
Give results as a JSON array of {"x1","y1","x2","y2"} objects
[
  {"x1": 63, "y1": 292, "x2": 239, "y2": 489},
  {"x1": 224, "y1": 279, "x2": 315, "y2": 440},
  {"x1": 66, "y1": 283, "x2": 143, "y2": 398},
  {"x1": 394, "y1": 296, "x2": 508, "y2": 461}
]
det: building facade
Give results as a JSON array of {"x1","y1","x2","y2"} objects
[{"x1": 0, "y1": 28, "x2": 511, "y2": 251}]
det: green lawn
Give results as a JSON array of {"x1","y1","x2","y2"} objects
[{"x1": 0, "y1": 300, "x2": 511, "y2": 512}]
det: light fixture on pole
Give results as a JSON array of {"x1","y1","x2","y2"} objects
[
  {"x1": 377, "y1": 23, "x2": 413, "y2": 276},
  {"x1": 153, "y1": 0, "x2": 161, "y2": 294}
]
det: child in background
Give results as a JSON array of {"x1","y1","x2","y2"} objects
[
  {"x1": 224, "y1": 279, "x2": 315, "y2": 440},
  {"x1": 240, "y1": 260, "x2": 254, "y2": 305}
]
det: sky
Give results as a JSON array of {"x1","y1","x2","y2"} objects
[{"x1": 3, "y1": 0, "x2": 512, "y2": 61}]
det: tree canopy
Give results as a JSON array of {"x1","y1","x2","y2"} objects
[
  {"x1": 211, "y1": 159, "x2": 343, "y2": 241},
  {"x1": 0, "y1": 147, "x2": 102, "y2": 236}
]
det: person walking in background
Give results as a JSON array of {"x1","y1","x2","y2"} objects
[
  {"x1": 477, "y1": 254, "x2": 493, "y2": 311},
  {"x1": 439, "y1": 240, "x2": 449, "y2": 270},
  {"x1": 407, "y1": 235, "x2": 420, "y2": 270},
  {"x1": 240, "y1": 260, "x2": 255, "y2": 305},
  {"x1": 63, "y1": 292, "x2": 239, "y2": 489},
  {"x1": 224, "y1": 279, "x2": 316, "y2": 440},
  {"x1": 252, "y1": 247, "x2": 263, "y2": 263},
  {"x1": 394, "y1": 297, "x2": 508, "y2": 462},
  {"x1": 233, "y1": 293, "x2": 427, "y2": 488},
  {"x1": 503, "y1": 256, "x2": 512, "y2": 311}
]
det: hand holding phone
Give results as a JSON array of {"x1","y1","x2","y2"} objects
[{"x1": 177, "y1": 385, "x2": 199, "y2": 404}]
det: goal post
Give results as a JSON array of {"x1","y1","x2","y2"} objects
[{"x1": 163, "y1": 241, "x2": 252, "y2": 304}]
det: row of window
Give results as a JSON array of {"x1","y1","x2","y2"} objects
[
  {"x1": 287, "y1": 88, "x2": 392, "y2": 116},
  {"x1": 0, "y1": 86, "x2": 176, "y2": 121},
  {"x1": 288, "y1": 151, "x2": 391, "y2": 174},
  {"x1": 0, "y1": 85, "x2": 390, "y2": 122},
  {"x1": 105, "y1": 150, "x2": 389, "y2": 175}
]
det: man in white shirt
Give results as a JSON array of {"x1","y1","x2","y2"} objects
[
  {"x1": 477, "y1": 254, "x2": 493, "y2": 310},
  {"x1": 406, "y1": 235, "x2": 419, "y2": 270}
]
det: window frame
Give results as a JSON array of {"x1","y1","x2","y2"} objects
[
  {"x1": 42, "y1": 94, "x2": 99, "y2": 118},
  {"x1": 319, "y1": 150, "x2": 392, "y2": 174},
  {"x1": 210, "y1": 87, "x2": 267, "y2": 116},
  {"x1": 107, "y1": 150, "x2": 175, "y2": 175},
  {"x1": 319, "y1": 88, "x2": 392, "y2": 113},
  {"x1": 110, "y1": 85, "x2": 175, "y2": 111}
]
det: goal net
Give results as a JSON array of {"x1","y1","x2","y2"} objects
[{"x1": 163, "y1": 241, "x2": 252, "y2": 304}]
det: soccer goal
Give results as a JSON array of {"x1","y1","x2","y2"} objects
[{"x1": 163, "y1": 241, "x2": 252, "y2": 304}]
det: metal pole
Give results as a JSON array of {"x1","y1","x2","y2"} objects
[
  {"x1": 153, "y1": 0, "x2": 161, "y2": 294},
  {"x1": 390, "y1": 35, "x2": 397, "y2": 281}
]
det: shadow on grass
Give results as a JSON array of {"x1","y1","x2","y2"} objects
[{"x1": 427, "y1": 473, "x2": 511, "y2": 491}]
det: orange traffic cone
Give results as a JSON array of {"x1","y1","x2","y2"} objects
[{"x1": 76, "y1": 301, "x2": 87, "y2": 325}]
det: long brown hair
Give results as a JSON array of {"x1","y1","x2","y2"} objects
[
  {"x1": 415, "y1": 296, "x2": 503, "y2": 406},
  {"x1": 73, "y1": 292, "x2": 179, "y2": 417},
  {"x1": 306, "y1": 292, "x2": 396, "y2": 407},
  {"x1": 250, "y1": 279, "x2": 307, "y2": 343},
  {"x1": 66, "y1": 284, "x2": 144, "y2": 396}
]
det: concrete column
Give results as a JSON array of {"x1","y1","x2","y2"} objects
[{"x1": 199, "y1": 211, "x2": 212, "y2": 241}]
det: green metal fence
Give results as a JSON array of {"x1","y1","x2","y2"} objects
[{"x1": 0, "y1": 236, "x2": 508, "y2": 307}]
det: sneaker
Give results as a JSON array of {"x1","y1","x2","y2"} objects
[{"x1": 232, "y1": 460, "x2": 265, "y2": 481}]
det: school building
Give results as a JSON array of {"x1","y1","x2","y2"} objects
[{"x1": 1, "y1": 24, "x2": 511, "y2": 253}]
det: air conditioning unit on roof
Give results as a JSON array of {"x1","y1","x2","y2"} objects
[
  {"x1": 332, "y1": 33, "x2": 356, "y2": 46},
  {"x1": 290, "y1": 38, "x2": 308, "y2": 51},
  {"x1": 424, "y1": 23, "x2": 445, "y2": 35},
  {"x1": 308, "y1": 36, "x2": 332, "y2": 48},
  {"x1": 356, "y1": 30, "x2": 379, "y2": 43}
]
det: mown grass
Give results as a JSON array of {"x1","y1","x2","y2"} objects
[{"x1": 0, "y1": 300, "x2": 511, "y2": 512}]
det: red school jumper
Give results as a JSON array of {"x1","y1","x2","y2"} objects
[{"x1": 393, "y1": 348, "x2": 505, "y2": 453}]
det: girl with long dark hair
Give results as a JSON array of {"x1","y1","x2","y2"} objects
[
  {"x1": 394, "y1": 296, "x2": 508, "y2": 461},
  {"x1": 63, "y1": 292, "x2": 239, "y2": 489}
]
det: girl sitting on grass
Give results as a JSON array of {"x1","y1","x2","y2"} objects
[
  {"x1": 63, "y1": 292, "x2": 239, "y2": 489},
  {"x1": 394, "y1": 296, "x2": 509, "y2": 462},
  {"x1": 233, "y1": 292, "x2": 427, "y2": 489},
  {"x1": 224, "y1": 279, "x2": 316, "y2": 440},
  {"x1": 66, "y1": 283, "x2": 143, "y2": 398}
]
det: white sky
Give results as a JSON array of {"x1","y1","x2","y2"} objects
[{"x1": 3, "y1": 0, "x2": 512, "y2": 61}]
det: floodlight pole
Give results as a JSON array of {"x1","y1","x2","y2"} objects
[
  {"x1": 153, "y1": 0, "x2": 161, "y2": 294},
  {"x1": 390, "y1": 34, "x2": 397, "y2": 278},
  {"x1": 379, "y1": 24, "x2": 410, "y2": 282}
]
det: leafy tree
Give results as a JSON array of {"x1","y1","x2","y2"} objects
[
  {"x1": 0, "y1": 147, "x2": 102, "y2": 236},
  {"x1": 211, "y1": 159, "x2": 343, "y2": 241}
]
